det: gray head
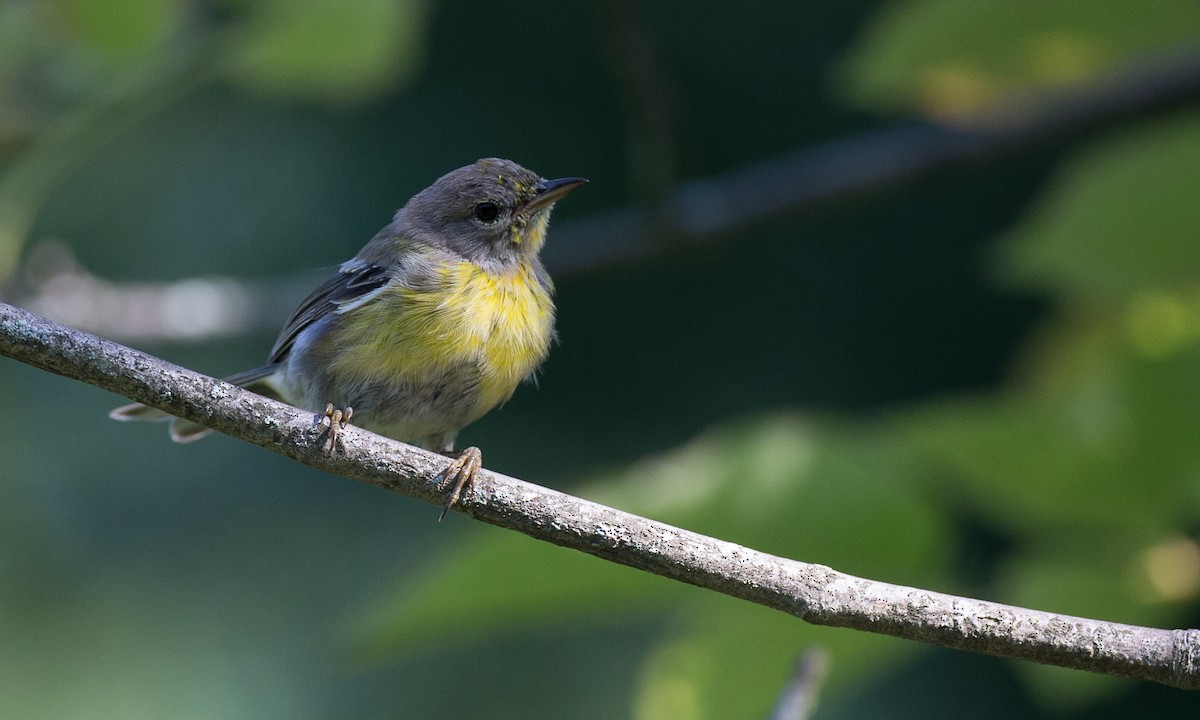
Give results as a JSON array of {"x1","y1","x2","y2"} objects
[{"x1": 396, "y1": 158, "x2": 587, "y2": 267}]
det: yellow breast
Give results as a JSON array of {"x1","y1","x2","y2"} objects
[{"x1": 334, "y1": 260, "x2": 555, "y2": 411}]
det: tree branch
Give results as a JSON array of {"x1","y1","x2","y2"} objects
[{"x1": 1, "y1": 300, "x2": 1197, "y2": 690}]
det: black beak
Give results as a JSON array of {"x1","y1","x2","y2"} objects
[{"x1": 526, "y1": 176, "x2": 588, "y2": 213}]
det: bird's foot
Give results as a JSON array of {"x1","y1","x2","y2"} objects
[
  {"x1": 436, "y1": 446, "x2": 482, "y2": 521},
  {"x1": 315, "y1": 403, "x2": 353, "y2": 453}
]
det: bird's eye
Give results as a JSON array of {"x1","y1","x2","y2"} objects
[{"x1": 473, "y1": 202, "x2": 500, "y2": 224}]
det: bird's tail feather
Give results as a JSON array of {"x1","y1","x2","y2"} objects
[{"x1": 109, "y1": 364, "x2": 283, "y2": 443}]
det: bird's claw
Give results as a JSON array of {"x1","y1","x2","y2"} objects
[
  {"x1": 316, "y1": 403, "x2": 353, "y2": 452},
  {"x1": 437, "y1": 446, "x2": 482, "y2": 521}
]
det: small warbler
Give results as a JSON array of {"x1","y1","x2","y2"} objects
[{"x1": 112, "y1": 158, "x2": 586, "y2": 519}]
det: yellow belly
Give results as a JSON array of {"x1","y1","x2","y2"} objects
[{"x1": 332, "y1": 260, "x2": 555, "y2": 414}]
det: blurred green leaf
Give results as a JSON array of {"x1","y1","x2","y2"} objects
[
  {"x1": 56, "y1": 0, "x2": 182, "y2": 64},
  {"x1": 226, "y1": 0, "x2": 430, "y2": 103},
  {"x1": 884, "y1": 107, "x2": 1200, "y2": 696},
  {"x1": 898, "y1": 324, "x2": 1200, "y2": 535},
  {"x1": 999, "y1": 535, "x2": 1176, "y2": 630},
  {"x1": 581, "y1": 416, "x2": 952, "y2": 583},
  {"x1": 633, "y1": 597, "x2": 916, "y2": 720},
  {"x1": 998, "y1": 538, "x2": 1180, "y2": 710},
  {"x1": 840, "y1": 0, "x2": 1200, "y2": 120},
  {"x1": 348, "y1": 527, "x2": 673, "y2": 662},
  {"x1": 894, "y1": 112, "x2": 1200, "y2": 544},
  {"x1": 891, "y1": 340, "x2": 1200, "y2": 707},
  {"x1": 349, "y1": 413, "x2": 952, "y2": 713},
  {"x1": 999, "y1": 113, "x2": 1200, "y2": 303}
]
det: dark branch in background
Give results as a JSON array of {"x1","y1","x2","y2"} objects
[
  {"x1": 545, "y1": 41, "x2": 1200, "y2": 273},
  {"x1": 7, "y1": 43, "x2": 1200, "y2": 342},
  {"x1": 1, "y1": 301, "x2": 1198, "y2": 690}
]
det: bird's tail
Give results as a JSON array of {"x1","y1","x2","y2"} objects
[{"x1": 109, "y1": 364, "x2": 284, "y2": 443}]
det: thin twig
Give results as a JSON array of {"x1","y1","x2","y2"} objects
[
  {"x1": 0, "y1": 300, "x2": 1197, "y2": 690},
  {"x1": 767, "y1": 648, "x2": 831, "y2": 720}
]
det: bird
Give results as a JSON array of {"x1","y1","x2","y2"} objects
[{"x1": 111, "y1": 158, "x2": 587, "y2": 519}]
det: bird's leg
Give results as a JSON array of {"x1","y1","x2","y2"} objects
[
  {"x1": 315, "y1": 403, "x2": 353, "y2": 453},
  {"x1": 437, "y1": 446, "x2": 482, "y2": 521}
]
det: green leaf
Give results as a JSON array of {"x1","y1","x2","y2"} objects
[
  {"x1": 56, "y1": 0, "x2": 182, "y2": 64},
  {"x1": 347, "y1": 527, "x2": 674, "y2": 663},
  {"x1": 898, "y1": 344, "x2": 1200, "y2": 534},
  {"x1": 226, "y1": 0, "x2": 429, "y2": 104},
  {"x1": 347, "y1": 415, "x2": 952, "y2": 663},
  {"x1": 634, "y1": 597, "x2": 917, "y2": 720},
  {"x1": 839, "y1": 0, "x2": 1200, "y2": 119},
  {"x1": 999, "y1": 113, "x2": 1200, "y2": 304},
  {"x1": 997, "y1": 537, "x2": 1187, "y2": 710}
]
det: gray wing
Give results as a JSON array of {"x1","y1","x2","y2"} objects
[
  {"x1": 267, "y1": 261, "x2": 392, "y2": 363},
  {"x1": 110, "y1": 260, "x2": 394, "y2": 443}
]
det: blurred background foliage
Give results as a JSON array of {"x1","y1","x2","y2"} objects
[{"x1": 2, "y1": 0, "x2": 1200, "y2": 718}]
